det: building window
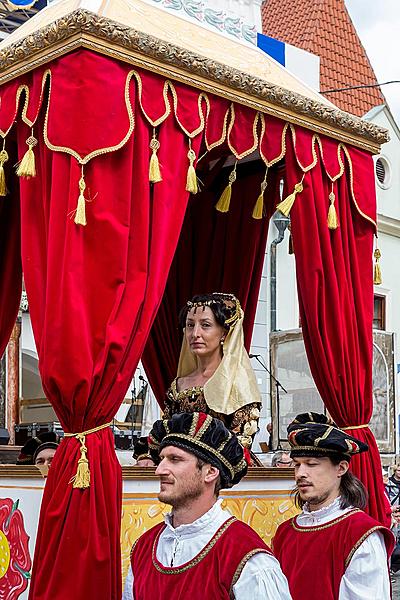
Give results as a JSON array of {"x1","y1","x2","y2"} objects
[
  {"x1": 375, "y1": 156, "x2": 391, "y2": 189},
  {"x1": 373, "y1": 295, "x2": 386, "y2": 331}
]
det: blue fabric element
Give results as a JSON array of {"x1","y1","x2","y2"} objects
[
  {"x1": 8, "y1": 0, "x2": 38, "y2": 5},
  {"x1": 257, "y1": 33, "x2": 285, "y2": 66}
]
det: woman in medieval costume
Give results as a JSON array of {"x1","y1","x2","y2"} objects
[{"x1": 135, "y1": 293, "x2": 261, "y2": 465}]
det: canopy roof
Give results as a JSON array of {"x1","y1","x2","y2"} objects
[{"x1": 0, "y1": 0, "x2": 387, "y2": 153}]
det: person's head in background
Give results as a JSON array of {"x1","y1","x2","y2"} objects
[
  {"x1": 392, "y1": 464, "x2": 400, "y2": 482},
  {"x1": 382, "y1": 468, "x2": 389, "y2": 486},
  {"x1": 271, "y1": 451, "x2": 293, "y2": 468},
  {"x1": 17, "y1": 432, "x2": 60, "y2": 478},
  {"x1": 34, "y1": 443, "x2": 58, "y2": 468}
]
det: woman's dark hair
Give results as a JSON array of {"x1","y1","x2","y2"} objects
[
  {"x1": 179, "y1": 293, "x2": 236, "y2": 330},
  {"x1": 293, "y1": 455, "x2": 368, "y2": 510}
]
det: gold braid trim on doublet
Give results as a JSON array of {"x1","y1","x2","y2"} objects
[
  {"x1": 152, "y1": 516, "x2": 237, "y2": 574},
  {"x1": 344, "y1": 526, "x2": 390, "y2": 569},
  {"x1": 229, "y1": 549, "x2": 272, "y2": 598},
  {"x1": 291, "y1": 509, "x2": 362, "y2": 532},
  {"x1": 177, "y1": 307, "x2": 261, "y2": 415}
]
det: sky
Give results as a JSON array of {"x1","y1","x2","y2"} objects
[{"x1": 345, "y1": 0, "x2": 400, "y2": 123}]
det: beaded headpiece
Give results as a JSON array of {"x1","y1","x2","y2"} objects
[{"x1": 185, "y1": 292, "x2": 242, "y2": 329}]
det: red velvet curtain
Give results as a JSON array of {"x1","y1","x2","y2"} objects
[
  {"x1": 142, "y1": 163, "x2": 279, "y2": 403},
  {"x1": 17, "y1": 76, "x2": 200, "y2": 599},
  {"x1": 286, "y1": 135, "x2": 389, "y2": 526},
  {"x1": 0, "y1": 144, "x2": 22, "y2": 358}
]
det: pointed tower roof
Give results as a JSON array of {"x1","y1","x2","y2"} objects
[{"x1": 261, "y1": 0, "x2": 386, "y2": 116}]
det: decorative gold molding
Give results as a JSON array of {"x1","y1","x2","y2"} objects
[{"x1": 0, "y1": 9, "x2": 387, "y2": 154}]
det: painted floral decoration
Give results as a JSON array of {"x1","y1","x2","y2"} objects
[{"x1": 0, "y1": 499, "x2": 31, "y2": 600}]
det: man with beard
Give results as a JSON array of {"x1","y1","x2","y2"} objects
[
  {"x1": 273, "y1": 413, "x2": 394, "y2": 600},
  {"x1": 122, "y1": 412, "x2": 292, "y2": 600}
]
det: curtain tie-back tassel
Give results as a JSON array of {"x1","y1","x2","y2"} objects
[
  {"x1": 327, "y1": 187, "x2": 339, "y2": 230},
  {"x1": 65, "y1": 421, "x2": 112, "y2": 489},
  {"x1": 0, "y1": 141, "x2": 9, "y2": 197},
  {"x1": 252, "y1": 169, "x2": 268, "y2": 220},
  {"x1": 149, "y1": 132, "x2": 162, "y2": 183},
  {"x1": 276, "y1": 176, "x2": 304, "y2": 217},
  {"x1": 216, "y1": 161, "x2": 237, "y2": 213},
  {"x1": 186, "y1": 144, "x2": 198, "y2": 194},
  {"x1": 16, "y1": 132, "x2": 38, "y2": 178},
  {"x1": 373, "y1": 247, "x2": 382, "y2": 285},
  {"x1": 74, "y1": 169, "x2": 88, "y2": 226}
]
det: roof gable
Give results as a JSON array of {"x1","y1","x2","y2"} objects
[{"x1": 262, "y1": 0, "x2": 386, "y2": 116}]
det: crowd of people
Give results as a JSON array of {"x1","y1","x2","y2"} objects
[{"x1": 15, "y1": 292, "x2": 396, "y2": 598}]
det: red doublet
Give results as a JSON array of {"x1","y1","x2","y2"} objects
[
  {"x1": 131, "y1": 516, "x2": 271, "y2": 599},
  {"x1": 273, "y1": 508, "x2": 394, "y2": 600}
]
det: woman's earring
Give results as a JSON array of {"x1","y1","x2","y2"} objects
[{"x1": 220, "y1": 338, "x2": 225, "y2": 345}]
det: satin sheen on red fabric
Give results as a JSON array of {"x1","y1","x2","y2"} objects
[
  {"x1": 18, "y1": 85, "x2": 200, "y2": 599},
  {"x1": 0, "y1": 150, "x2": 22, "y2": 358},
  {"x1": 286, "y1": 137, "x2": 389, "y2": 526}
]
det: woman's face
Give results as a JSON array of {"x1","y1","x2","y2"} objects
[{"x1": 185, "y1": 306, "x2": 226, "y2": 359}]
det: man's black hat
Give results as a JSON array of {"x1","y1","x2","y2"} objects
[
  {"x1": 287, "y1": 412, "x2": 368, "y2": 459},
  {"x1": 17, "y1": 432, "x2": 60, "y2": 465},
  {"x1": 148, "y1": 412, "x2": 250, "y2": 488}
]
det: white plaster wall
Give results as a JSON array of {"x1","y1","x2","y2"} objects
[{"x1": 371, "y1": 110, "x2": 400, "y2": 221}]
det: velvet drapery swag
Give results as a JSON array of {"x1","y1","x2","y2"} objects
[{"x1": 0, "y1": 48, "x2": 387, "y2": 599}]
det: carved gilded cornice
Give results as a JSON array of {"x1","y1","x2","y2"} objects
[{"x1": 0, "y1": 9, "x2": 388, "y2": 153}]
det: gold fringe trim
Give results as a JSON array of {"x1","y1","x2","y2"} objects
[
  {"x1": 373, "y1": 247, "x2": 382, "y2": 285},
  {"x1": 74, "y1": 168, "x2": 87, "y2": 226},
  {"x1": 65, "y1": 421, "x2": 112, "y2": 489},
  {"x1": 216, "y1": 161, "x2": 237, "y2": 213},
  {"x1": 149, "y1": 131, "x2": 162, "y2": 183},
  {"x1": 186, "y1": 143, "x2": 198, "y2": 194},
  {"x1": 252, "y1": 168, "x2": 268, "y2": 220},
  {"x1": 327, "y1": 185, "x2": 338, "y2": 230},
  {"x1": 276, "y1": 176, "x2": 304, "y2": 217},
  {"x1": 0, "y1": 141, "x2": 9, "y2": 197},
  {"x1": 16, "y1": 132, "x2": 37, "y2": 178}
]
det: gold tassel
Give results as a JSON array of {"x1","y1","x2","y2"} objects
[
  {"x1": 373, "y1": 247, "x2": 382, "y2": 285},
  {"x1": 327, "y1": 186, "x2": 338, "y2": 229},
  {"x1": 74, "y1": 168, "x2": 87, "y2": 226},
  {"x1": 186, "y1": 143, "x2": 198, "y2": 194},
  {"x1": 252, "y1": 169, "x2": 268, "y2": 219},
  {"x1": 149, "y1": 132, "x2": 162, "y2": 183},
  {"x1": 0, "y1": 142, "x2": 9, "y2": 197},
  {"x1": 216, "y1": 162, "x2": 237, "y2": 213},
  {"x1": 70, "y1": 434, "x2": 90, "y2": 489},
  {"x1": 276, "y1": 177, "x2": 304, "y2": 217},
  {"x1": 16, "y1": 132, "x2": 38, "y2": 178}
]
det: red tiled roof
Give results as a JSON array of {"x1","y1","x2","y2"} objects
[{"x1": 261, "y1": 0, "x2": 385, "y2": 116}]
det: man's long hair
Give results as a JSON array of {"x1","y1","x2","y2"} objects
[{"x1": 293, "y1": 455, "x2": 368, "y2": 510}]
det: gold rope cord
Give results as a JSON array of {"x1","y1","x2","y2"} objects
[
  {"x1": 21, "y1": 70, "x2": 49, "y2": 128},
  {"x1": 43, "y1": 70, "x2": 136, "y2": 165},
  {"x1": 259, "y1": 116, "x2": 289, "y2": 167},
  {"x1": 0, "y1": 84, "x2": 29, "y2": 137},
  {"x1": 1, "y1": 68, "x2": 378, "y2": 229},
  {"x1": 227, "y1": 105, "x2": 261, "y2": 160},
  {"x1": 64, "y1": 421, "x2": 113, "y2": 489}
]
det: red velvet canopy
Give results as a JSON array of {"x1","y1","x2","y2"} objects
[{"x1": 0, "y1": 48, "x2": 389, "y2": 599}]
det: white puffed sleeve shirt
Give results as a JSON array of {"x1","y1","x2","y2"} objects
[
  {"x1": 295, "y1": 497, "x2": 391, "y2": 600},
  {"x1": 122, "y1": 499, "x2": 292, "y2": 600}
]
